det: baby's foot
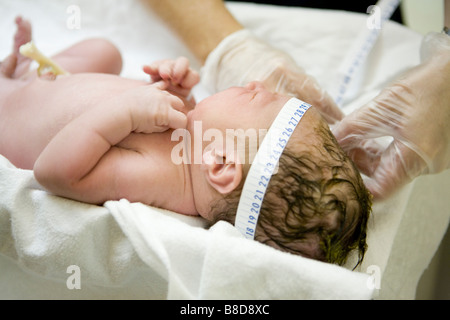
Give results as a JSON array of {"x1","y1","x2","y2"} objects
[
  {"x1": 12, "y1": 16, "x2": 33, "y2": 78},
  {"x1": 14, "y1": 17, "x2": 32, "y2": 63}
]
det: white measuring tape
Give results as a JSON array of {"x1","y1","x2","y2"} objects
[
  {"x1": 331, "y1": 0, "x2": 401, "y2": 106},
  {"x1": 234, "y1": 98, "x2": 311, "y2": 239}
]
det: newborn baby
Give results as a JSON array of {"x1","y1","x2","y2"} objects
[{"x1": 0, "y1": 17, "x2": 371, "y2": 267}]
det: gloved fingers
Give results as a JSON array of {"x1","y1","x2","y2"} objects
[
  {"x1": 364, "y1": 143, "x2": 412, "y2": 200},
  {"x1": 421, "y1": 32, "x2": 450, "y2": 62},
  {"x1": 344, "y1": 139, "x2": 384, "y2": 178},
  {"x1": 333, "y1": 91, "x2": 409, "y2": 150},
  {"x1": 357, "y1": 140, "x2": 426, "y2": 200},
  {"x1": 332, "y1": 107, "x2": 381, "y2": 150},
  {"x1": 266, "y1": 61, "x2": 344, "y2": 124},
  {"x1": 294, "y1": 76, "x2": 344, "y2": 124}
]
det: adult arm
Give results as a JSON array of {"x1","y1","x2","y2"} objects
[{"x1": 145, "y1": 0, "x2": 243, "y2": 63}]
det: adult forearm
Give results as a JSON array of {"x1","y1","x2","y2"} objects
[{"x1": 145, "y1": 0, "x2": 243, "y2": 63}]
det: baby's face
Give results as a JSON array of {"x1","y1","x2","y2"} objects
[
  {"x1": 187, "y1": 81, "x2": 291, "y2": 135},
  {"x1": 186, "y1": 81, "x2": 326, "y2": 220}
]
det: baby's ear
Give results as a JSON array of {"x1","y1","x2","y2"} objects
[{"x1": 202, "y1": 147, "x2": 243, "y2": 195}]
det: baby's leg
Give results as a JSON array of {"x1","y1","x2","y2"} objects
[
  {"x1": 0, "y1": 17, "x2": 31, "y2": 79},
  {"x1": 3, "y1": 17, "x2": 123, "y2": 79},
  {"x1": 0, "y1": 54, "x2": 17, "y2": 78},
  {"x1": 50, "y1": 38, "x2": 123, "y2": 75},
  {"x1": 13, "y1": 17, "x2": 32, "y2": 78}
]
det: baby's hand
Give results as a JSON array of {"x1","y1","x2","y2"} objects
[
  {"x1": 127, "y1": 83, "x2": 187, "y2": 133},
  {"x1": 143, "y1": 56, "x2": 200, "y2": 90},
  {"x1": 143, "y1": 57, "x2": 199, "y2": 110}
]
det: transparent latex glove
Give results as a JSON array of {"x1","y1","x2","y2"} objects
[
  {"x1": 333, "y1": 33, "x2": 450, "y2": 200},
  {"x1": 201, "y1": 29, "x2": 344, "y2": 124}
]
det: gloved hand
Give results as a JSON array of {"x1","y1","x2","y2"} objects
[
  {"x1": 201, "y1": 29, "x2": 344, "y2": 124},
  {"x1": 333, "y1": 32, "x2": 450, "y2": 200}
]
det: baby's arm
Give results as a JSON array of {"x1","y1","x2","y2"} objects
[{"x1": 34, "y1": 83, "x2": 185, "y2": 203}]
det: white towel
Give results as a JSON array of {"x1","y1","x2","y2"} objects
[
  {"x1": 0, "y1": 0, "x2": 448, "y2": 300},
  {"x1": 0, "y1": 155, "x2": 373, "y2": 299}
]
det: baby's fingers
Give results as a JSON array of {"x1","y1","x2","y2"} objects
[
  {"x1": 172, "y1": 57, "x2": 200, "y2": 88},
  {"x1": 143, "y1": 59, "x2": 176, "y2": 83},
  {"x1": 165, "y1": 106, "x2": 188, "y2": 130},
  {"x1": 142, "y1": 63, "x2": 160, "y2": 74},
  {"x1": 143, "y1": 62, "x2": 168, "y2": 83},
  {"x1": 154, "y1": 93, "x2": 187, "y2": 131},
  {"x1": 180, "y1": 68, "x2": 200, "y2": 89},
  {"x1": 171, "y1": 57, "x2": 190, "y2": 84},
  {"x1": 143, "y1": 57, "x2": 199, "y2": 88}
]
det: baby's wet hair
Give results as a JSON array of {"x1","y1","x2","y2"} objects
[{"x1": 209, "y1": 119, "x2": 372, "y2": 268}]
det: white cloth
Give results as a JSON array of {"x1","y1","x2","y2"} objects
[
  {"x1": 0, "y1": 155, "x2": 372, "y2": 299},
  {"x1": 0, "y1": 0, "x2": 448, "y2": 300}
]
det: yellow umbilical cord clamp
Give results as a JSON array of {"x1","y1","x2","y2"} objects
[{"x1": 19, "y1": 41, "x2": 69, "y2": 76}]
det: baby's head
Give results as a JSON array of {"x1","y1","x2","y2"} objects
[{"x1": 186, "y1": 82, "x2": 372, "y2": 267}]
